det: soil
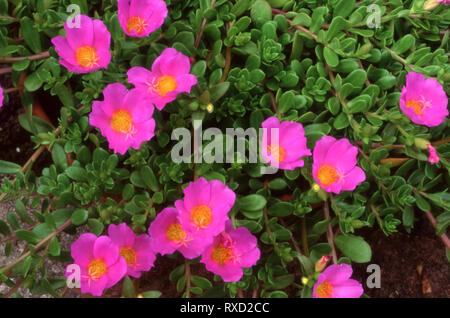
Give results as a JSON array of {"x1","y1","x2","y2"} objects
[
  {"x1": 352, "y1": 218, "x2": 450, "y2": 298},
  {"x1": 0, "y1": 75, "x2": 51, "y2": 171}
]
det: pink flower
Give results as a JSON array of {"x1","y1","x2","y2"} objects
[
  {"x1": 261, "y1": 117, "x2": 311, "y2": 170},
  {"x1": 108, "y1": 223, "x2": 156, "y2": 278},
  {"x1": 313, "y1": 264, "x2": 364, "y2": 298},
  {"x1": 175, "y1": 178, "x2": 235, "y2": 248},
  {"x1": 66, "y1": 233, "x2": 127, "y2": 296},
  {"x1": 127, "y1": 48, "x2": 197, "y2": 111},
  {"x1": 400, "y1": 72, "x2": 448, "y2": 127},
  {"x1": 312, "y1": 136, "x2": 366, "y2": 194},
  {"x1": 148, "y1": 207, "x2": 206, "y2": 259},
  {"x1": 118, "y1": 0, "x2": 168, "y2": 38},
  {"x1": 89, "y1": 83, "x2": 156, "y2": 155},
  {"x1": 200, "y1": 222, "x2": 260, "y2": 282},
  {"x1": 427, "y1": 144, "x2": 440, "y2": 164},
  {"x1": 51, "y1": 15, "x2": 111, "y2": 73},
  {"x1": 437, "y1": 0, "x2": 450, "y2": 4}
]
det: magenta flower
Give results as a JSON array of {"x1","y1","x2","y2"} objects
[
  {"x1": 201, "y1": 222, "x2": 260, "y2": 282},
  {"x1": 261, "y1": 116, "x2": 311, "y2": 170},
  {"x1": 175, "y1": 178, "x2": 235, "y2": 248},
  {"x1": 51, "y1": 15, "x2": 111, "y2": 73},
  {"x1": 66, "y1": 233, "x2": 127, "y2": 296},
  {"x1": 427, "y1": 144, "x2": 440, "y2": 164},
  {"x1": 127, "y1": 48, "x2": 197, "y2": 110},
  {"x1": 313, "y1": 264, "x2": 364, "y2": 298},
  {"x1": 400, "y1": 72, "x2": 448, "y2": 127},
  {"x1": 312, "y1": 136, "x2": 366, "y2": 194},
  {"x1": 148, "y1": 207, "x2": 205, "y2": 259},
  {"x1": 437, "y1": 0, "x2": 450, "y2": 4},
  {"x1": 118, "y1": 0, "x2": 168, "y2": 38},
  {"x1": 89, "y1": 83, "x2": 155, "y2": 155},
  {"x1": 108, "y1": 223, "x2": 156, "y2": 278}
]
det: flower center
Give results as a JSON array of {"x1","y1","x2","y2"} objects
[
  {"x1": 110, "y1": 110, "x2": 133, "y2": 134},
  {"x1": 87, "y1": 259, "x2": 107, "y2": 280},
  {"x1": 76, "y1": 46, "x2": 99, "y2": 68},
  {"x1": 267, "y1": 144, "x2": 285, "y2": 163},
  {"x1": 166, "y1": 223, "x2": 187, "y2": 244},
  {"x1": 211, "y1": 244, "x2": 233, "y2": 265},
  {"x1": 127, "y1": 16, "x2": 148, "y2": 35},
  {"x1": 190, "y1": 205, "x2": 212, "y2": 229},
  {"x1": 153, "y1": 75, "x2": 177, "y2": 97},
  {"x1": 406, "y1": 99, "x2": 426, "y2": 115},
  {"x1": 120, "y1": 247, "x2": 137, "y2": 265},
  {"x1": 316, "y1": 280, "x2": 333, "y2": 298},
  {"x1": 317, "y1": 165, "x2": 340, "y2": 186}
]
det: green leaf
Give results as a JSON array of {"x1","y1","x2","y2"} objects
[
  {"x1": 20, "y1": 17, "x2": 41, "y2": 53},
  {"x1": 209, "y1": 82, "x2": 230, "y2": 103},
  {"x1": 140, "y1": 291, "x2": 162, "y2": 298},
  {"x1": 24, "y1": 71, "x2": 43, "y2": 92},
  {"x1": 334, "y1": 234, "x2": 372, "y2": 263},
  {"x1": 267, "y1": 291, "x2": 288, "y2": 298},
  {"x1": 71, "y1": 209, "x2": 88, "y2": 226},
  {"x1": 250, "y1": 0, "x2": 272, "y2": 26},
  {"x1": 48, "y1": 237, "x2": 61, "y2": 257},
  {"x1": 140, "y1": 166, "x2": 159, "y2": 192},
  {"x1": 191, "y1": 276, "x2": 212, "y2": 289},
  {"x1": 87, "y1": 219, "x2": 104, "y2": 236},
  {"x1": 392, "y1": 34, "x2": 415, "y2": 55},
  {"x1": 15, "y1": 199, "x2": 34, "y2": 225},
  {"x1": 239, "y1": 194, "x2": 267, "y2": 212},
  {"x1": 15, "y1": 229, "x2": 40, "y2": 244},
  {"x1": 231, "y1": 0, "x2": 250, "y2": 17},
  {"x1": 122, "y1": 276, "x2": 136, "y2": 298},
  {"x1": 323, "y1": 47, "x2": 339, "y2": 67},
  {"x1": 0, "y1": 160, "x2": 21, "y2": 174},
  {"x1": 52, "y1": 143, "x2": 68, "y2": 171},
  {"x1": 278, "y1": 91, "x2": 295, "y2": 113},
  {"x1": 268, "y1": 202, "x2": 294, "y2": 217},
  {"x1": 66, "y1": 167, "x2": 88, "y2": 182}
]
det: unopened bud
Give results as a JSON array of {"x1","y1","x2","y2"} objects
[
  {"x1": 423, "y1": 0, "x2": 439, "y2": 10},
  {"x1": 315, "y1": 255, "x2": 331, "y2": 272},
  {"x1": 312, "y1": 183, "x2": 320, "y2": 192},
  {"x1": 414, "y1": 138, "x2": 430, "y2": 150}
]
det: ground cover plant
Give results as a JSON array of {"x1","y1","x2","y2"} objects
[{"x1": 0, "y1": 0, "x2": 449, "y2": 298}]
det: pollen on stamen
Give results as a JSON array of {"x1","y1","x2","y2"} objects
[
  {"x1": 76, "y1": 46, "x2": 100, "y2": 68},
  {"x1": 190, "y1": 205, "x2": 213, "y2": 229},
  {"x1": 126, "y1": 16, "x2": 148, "y2": 35}
]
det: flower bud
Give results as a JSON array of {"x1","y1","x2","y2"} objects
[
  {"x1": 315, "y1": 255, "x2": 331, "y2": 272},
  {"x1": 414, "y1": 138, "x2": 430, "y2": 150},
  {"x1": 424, "y1": 0, "x2": 439, "y2": 10},
  {"x1": 427, "y1": 144, "x2": 440, "y2": 164}
]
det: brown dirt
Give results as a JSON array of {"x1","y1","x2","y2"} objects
[
  {"x1": 0, "y1": 75, "x2": 51, "y2": 171},
  {"x1": 353, "y1": 217, "x2": 450, "y2": 298}
]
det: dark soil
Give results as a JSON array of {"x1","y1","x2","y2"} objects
[
  {"x1": 353, "y1": 217, "x2": 450, "y2": 298},
  {"x1": 0, "y1": 75, "x2": 51, "y2": 172}
]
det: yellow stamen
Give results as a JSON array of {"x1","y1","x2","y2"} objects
[
  {"x1": 267, "y1": 144, "x2": 286, "y2": 163},
  {"x1": 406, "y1": 99, "x2": 426, "y2": 115},
  {"x1": 151, "y1": 75, "x2": 177, "y2": 97},
  {"x1": 211, "y1": 244, "x2": 233, "y2": 265},
  {"x1": 166, "y1": 223, "x2": 187, "y2": 244},
  {"x1": 127, "y1": 16, "x2": 148, "y2": 35},
  {"x1": 190, "y1": 205, "x2": 212, "y2": 229},
  {"x1": 316, "y1": 280, "x2": 333, "y2": 298},
  {"x1": 120, "y1": 247, "x2": 137, "y2": 265},
  {"x1": 87, "y1": 259, "x2": 107, "y2": 280},
  {"x1": 76, "y1": 46, "x2": 99, "y2": 68},
  {"x1": 110, "y1": 110, "x2": 133, "y2": 134},
  {"x1": 317, "y1": 165, "x2": 340, "y2": 186}
]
